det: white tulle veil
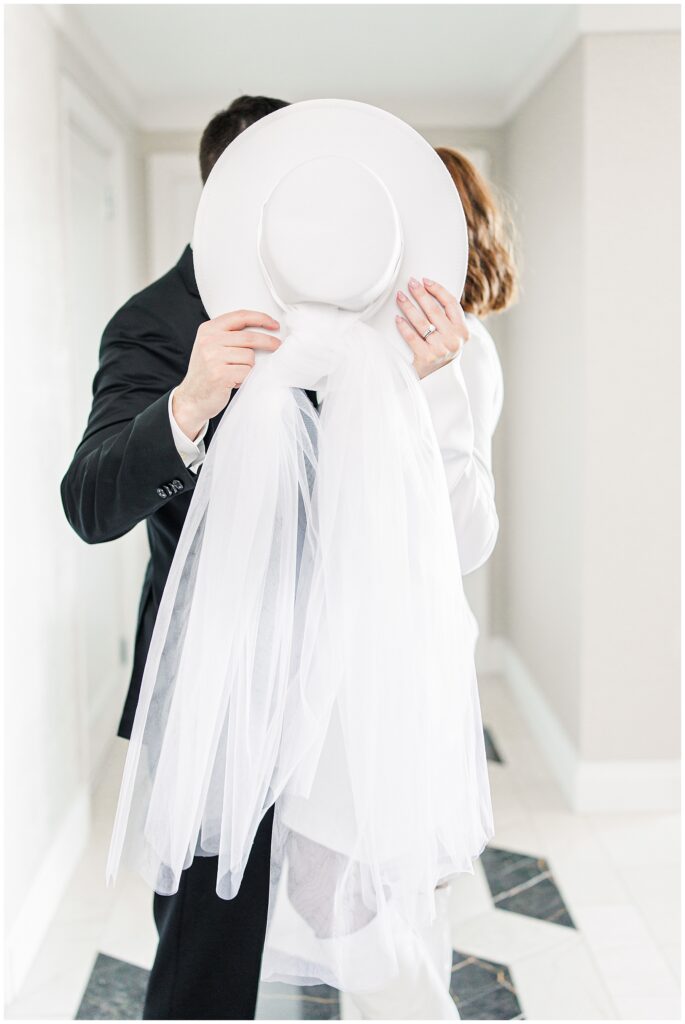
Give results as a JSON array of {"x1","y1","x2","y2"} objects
[{"x1": 106, "y1": 103, "x2": 494, "y2": 993}]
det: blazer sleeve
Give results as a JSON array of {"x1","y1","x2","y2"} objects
[
  {"x1": 60, "y1": 301, "x2": 200, "y2": 544},
  {"x1": 420, "y1": 317, "x2": 504, "y2": 575}
]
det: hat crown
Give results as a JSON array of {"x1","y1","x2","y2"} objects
[{"x1": 257, "y1": 155, "x2": 403, "y2": 313}]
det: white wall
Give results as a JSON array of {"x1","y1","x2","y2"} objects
[
  {"x1": 501, "y1": 30, "x2": 680, "y2": 808},
  {"x1": 3, "y1": 4, "x2": 146, "y2": 998},
  {"x1": 580, "y1": 32, "x2": 680, "y2": 762},
  {"x1": 502, "y1": 44, "x2": 585, "y2": 748}
]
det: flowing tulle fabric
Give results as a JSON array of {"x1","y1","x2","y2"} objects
[{"x1": 106, "y1": 305, "x2": 494, "y2": 992}]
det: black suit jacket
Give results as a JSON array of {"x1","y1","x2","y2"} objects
[{"x1": 61, "y1": 245, "x2": 316, "y2": 738}]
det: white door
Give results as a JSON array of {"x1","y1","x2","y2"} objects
[
  {"x1": 62, "y1": 81, "x2": 147, "y2": 783},
  {"x1": 147, "y1": 152, "x2": 202, "y2": 279}
]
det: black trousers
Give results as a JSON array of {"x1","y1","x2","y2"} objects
[{"x1": 143, "y1": 805, "x2": 275, "y2": 1020}]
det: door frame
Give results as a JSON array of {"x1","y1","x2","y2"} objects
[
  {"x1": 58, "y1": 74, "x2": 134, "y2": 787},
  {"x1": 146, "y1": 150, "x2": 201, "y2": 280},
  {"x1": 59, "y1": 74, "x2": 131, "y2": 308}
]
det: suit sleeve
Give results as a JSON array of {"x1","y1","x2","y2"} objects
[
  {"x1": 60, "y1": 302, "x2": 199, "y2": 544},
  {"x1": 420, "y1": 322, "x2": 503, "y2": 575}
]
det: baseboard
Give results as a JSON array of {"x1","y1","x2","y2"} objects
[
  {"x1": 501, "y1": 638, "x2": 580, "y2": 808},
  {"x1": 491, "y1": 636, "x2": 680, "y2": 814},
  {"x1": 5, "y1": 786, "x2": 91, "y2": 1003}
]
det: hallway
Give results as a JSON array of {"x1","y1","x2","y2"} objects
[{"x1": 4, "y1": 5, "x2": 680, "y2": 1018}]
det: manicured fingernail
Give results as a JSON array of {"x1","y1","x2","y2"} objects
[
  {"x1": 395, "y1": 315, "x2": 404, "y2": 323},
  {"x1": 423, "y1": 277, "x2": 434, "y2": 286},
  {"x1": 397, "y1": 290, "x2": 407, "y2": 302},
  {"x1": 408, "y1": 277, "x2": 420, "y2": 288}
]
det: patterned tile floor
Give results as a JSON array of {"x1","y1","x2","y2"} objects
[
  {"x1": 72, "y1": 951, "x2": 527, "y2": 1021},
  {"x1": 6, "y1": 674, "x2": 681, "y2": 1020}
]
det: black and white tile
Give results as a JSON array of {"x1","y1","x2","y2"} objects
[
  {"x1": 75, "y1": 959, "x2": 345, "y2": 1022},
  {"x1": 451, "y1": 950, "x2": 524, "y2": 1020},
  {"x1": 70, "y1": 950, "x2": 528, "y2": 1021},
  {"x1": 480, "y1": 847, "x2": 576, "y2": 929},
  {"x1": 483, "y1": 725, "x2": 504, "y2": 765},
  {"x1": 256, "y1": 982, "x2": 341, "y2": 1020},
  {"x1": 75, "y1": 955, "x2": 147, "y2": 1021},
  {"x1": 5, "y1": 676, "x2": 680, "y2": 1021}
]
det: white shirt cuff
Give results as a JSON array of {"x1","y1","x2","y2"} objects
[{"x1": 168, "y1": 386, "x2": 208, "y2": 473}]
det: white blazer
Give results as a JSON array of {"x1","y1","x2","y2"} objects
[{"x1": 420, "y1": 312, "x2": 503, "y2": 574}]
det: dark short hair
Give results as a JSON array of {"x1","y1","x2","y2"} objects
[{"x1": 199, "y1": 95, "x2": 290, "y2": 183}]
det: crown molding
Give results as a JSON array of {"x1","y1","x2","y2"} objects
[
  {"x1": 499, "y1": 6, "x2": 579, "y2": 126},
  {"x1": 41, "y1": 3, "x2": 681, "y2": 136},
  {"x1": 500, "y1": 3, "x2": 680, "y2": 127},
  {"x1": 578, "y1": 3, "x2": 680, "y2": 35}
]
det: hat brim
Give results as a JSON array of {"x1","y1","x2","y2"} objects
[{"x1": 192, "y1": 98, "x2": 468, "y2": 331}]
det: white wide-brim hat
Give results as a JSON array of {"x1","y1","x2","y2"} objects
[{"x1": 192, "y1": 98, "x2": 468, "y2": 329}]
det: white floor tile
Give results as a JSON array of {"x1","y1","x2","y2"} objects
[
  {"x1": 588, "y1": 942, "x2": 678, "y2": 998},
  {"x1": 451, "y1": 906, "x2": 579, "y2": 965},
  {"x1": 340, "y1": 990, "x2": 363, "y2": 1019},
  {"x1": 487, "y1": 764, "x2": 534, "y2": 828},
  {"x1": 5, "y1": 966, "x2": 93, "y2": 1021},
  {"x1": 614, "y1": 863, "x2": 681, "y2": 947},
  {"x1": 660, "y1": 941, "x2": 682, "y2": 983},
  {"x1": 5, "y1": 946, "x2": 97, "y2": 1021},
  {"x1": 447, "y1": 863, "x2": 492, "y2": 929},
  {"x1": 589, "y1": 813, "x2": 681, "y2": 869},
  {"x1": 526, "y1": 811, "x2": 609, "y2": 865},
  {"x1": 511, "y1": 935, "x2": 616, "y2": 1019},
  {"x1": 550, "y1": 855, "x2": 631, "y2": 909},
  {"x1": 574, "y1": 903, "x2": 680, "y2": 1012},
  {"x1": 99, "y1": 869, "x2": 157, "y2": 970},
  {"x1": 574, "y1": 904, "x2": 661, "y2": 949},
  {"x1": 611, "y1": 992, "x2": 682, "y2": 1020},
  {"x1": 485, "y1": 814, "x2": 544, "y2": 855}
]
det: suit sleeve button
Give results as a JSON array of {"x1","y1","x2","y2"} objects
[
  {"x1": 156, "y1": 487, "x2": 166, "y2": 498},
  {"x1": 172, "y1": 479, "x2": 184, "y2": 492}
]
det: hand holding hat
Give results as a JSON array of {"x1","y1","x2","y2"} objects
[
  {"x1": 395, "y1": 275, "x2": 470, "y2": 379},
  {"x1": 172, "y1": 308, "x2": 282, "y2": 441}
]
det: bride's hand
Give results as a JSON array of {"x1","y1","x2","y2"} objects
[{"x1": 395, "y1": 277, "x2": 470, "y2": 379}]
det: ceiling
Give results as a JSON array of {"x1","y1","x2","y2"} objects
[{"x1": 74, "y1": 4, "x2": 577, "y2": 130}]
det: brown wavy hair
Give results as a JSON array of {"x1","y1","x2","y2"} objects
[{"x1": 436, "y1": 147, "x2": 518, "y2": 317}]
